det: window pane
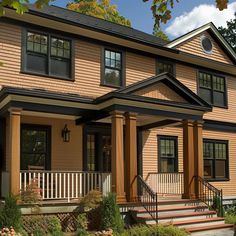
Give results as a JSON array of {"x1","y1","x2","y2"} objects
[
  {"x1": 203, "y1": 142, "x2": 214, "y2": 159},
  {"x1": 213, "y1": 91, "x2": 225, "y2": 107},
  {"x1": 160, "y1": 159, "x2": 175, "y2": 173},
  {"x1": 199, "y1": 72, "x2": 212, "y2": 89},
  {"x1": 50, "y1": 58, "x2": 70, "y2": 78},
  {"x1": 51, "y1": 37, "x2": 71, "y2": 59},
  {"x1": 26, "y1": 54, "x2": 47, "y2": 74},
  {"x1": 215, "y1": 160, "x2": 226, "y2": 178},
  {"x1": 157, "y1": 61, "x2": 173, "y2": 74},
  {"x1": 204, "y1": 160, "x2": 213, "y2": 178},
  {"x1": 199, "y1": 88, "x2": 212, "y2": 104},
  {"x1": 87, "y1": 134, "x2": 95, "y2": 171},
  {"x1": 104, "y1": 68, "x2": 121, "y2": 86},
  {"x1": 27, "y1": 32, "x2": 48, "y2": 54},
  {"x1": 104, "y1": 50, "x2": 121, "y2": 70}
]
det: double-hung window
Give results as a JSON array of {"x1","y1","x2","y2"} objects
[
  {"x1": 198, "y1": 71, "x2": 226, "y2": 107},
  {"x1": 158, "y1": 136, "x2": 178, "y2": 173},
  {"x1": 24, "y1": 30, "x2": 73, "y2": 80},
  {"x1": 203, "y1": 139, "x2": 229, "y2": 180},
  {"x1": 102, "y1": 49, "x2": 124, "y2": 87}
]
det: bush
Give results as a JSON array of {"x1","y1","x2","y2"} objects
[
  {"x1": 79, "y1": 190, "x2": 103, "y2": 211},
  {"x1": 225, "y1": 214, "x2": 236, "y2": 224},
  {"x1": 47, "y1": 216, "x2": 63, "y2": 236},
  {"x1": 76, "y1": 213, "x2": 89, "y2": 236},
  {"x1": 118, "y1": 225, "x2": 188, "y2": 236},
  {"x1": 0, "y1": 195, "x2": 22, "y2": 232},
  {"x1": 100, "y1": 193, "x2": 124, "y2": 234}
]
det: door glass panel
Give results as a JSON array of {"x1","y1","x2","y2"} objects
[
  {"x1": 86, "y1": 134, "x2": 96, "y2": 171},
  {"x1": 102, "y1": 135, "x2": 111, "y2": 172},
  {"x1": 21, "y1": 127, "x2": 49, "y2": 170}
]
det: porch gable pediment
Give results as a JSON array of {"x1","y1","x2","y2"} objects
[{"x1": 117, "y1": 72, "x2": 210, "y2": 107}]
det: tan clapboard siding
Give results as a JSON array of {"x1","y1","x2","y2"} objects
[
  {"x1": 142, "y1": 127, "x2": 183, "y2": 178},
  {"x1": 126, "y1": 52, "x2": 155, "y2": 85},
  {"x1": 134, "y1": 82, "x2": 187, "y2": 103},
  {"x1": 20, "y1": 116, "x2": 83, "y2": 171},
  {"x1": 203, "y1": 129, "x2": 236, "y2": 197},
  {"x1": 176, "y1": 32, "x2": 233, "y2": 65}
]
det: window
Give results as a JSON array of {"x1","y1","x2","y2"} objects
[
  {"x1": 158, "y1": 136, "x2": 178, "y2": 173},
  {"x1": 156, "y1": 59, "x2": 174, "y2": 75},
  {"x1": 21, "y1": 125, "x2": 51, "y2": 170},
  {"x1": 203, "y1": 139, "x2": 229, "y2": 180},
  {"x1": 198, "y1": 71, "x2": 226, "y2": 107},
  {"x1": 24, "y1": 30, "x2": 72, "y2": 79},
  {"x1": 102, "y1": 49, "x2": 124, "y2": 87}
]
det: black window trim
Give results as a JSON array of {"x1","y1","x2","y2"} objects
[
  {"x1": 197, "y1": 70, "x2": 228, "y2": 109},
  {"x1": 157, "y1": 135, "x2": 178, "y2": 173},
  {"x1": 100, "y1": 46, "x2": 126, "y2": 89},
  {"x1": 20, "y1": 124, "x2": 52, "y2": 171},
  {"x1": 156, "y1": 56, "x2": 176, "y2": 77},
  {"x1": 203, "y1": 138, "x2": 229, "y2": 182},
  {"x1": 21, "y1": 28, "x2": 75, "y2": 81}
]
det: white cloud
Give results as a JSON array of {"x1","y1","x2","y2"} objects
[{"x1": 165, "y1": 2, "x2": 236, "y2": 38}]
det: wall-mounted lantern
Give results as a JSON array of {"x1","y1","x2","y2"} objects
[{"x1": 61, "y1": 124, "x2": 71, "y2": 142}]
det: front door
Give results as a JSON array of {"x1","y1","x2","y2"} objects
[{"x1": 84, "y1": 125, "x2": 111, "y2": 172}]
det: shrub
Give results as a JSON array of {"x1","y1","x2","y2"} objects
[
  {"x1": 118, "y1": 225, "x2": 188, "y2": 236},
  {"x1": 0, "y1": 195, "x2": 22, "y2": 232},
  {"x1": 225, "y1": 214, "x2": 236, "y2": 224},
  {"x1": 20, "y1": 179, "x2": 41, "y2": 204},
  {"x1": 76, "y1": 213, "x2": 89, "y2": 236},
  {"x1": 79, "y1": 190, "x2": 102, "y2": 211},
  {"x1": 47, "y1": 216, "x2": 63, "y2": 236},
  {"x1": 100, "y1": 193, "x2": 124, "y2": 234},
  {"x1": 32, "y1": 227, "x2": 44, "y2": 236}
]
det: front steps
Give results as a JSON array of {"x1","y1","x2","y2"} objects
[{"x1": 130, "y1": 199, "x2": 234, "y2": 235}]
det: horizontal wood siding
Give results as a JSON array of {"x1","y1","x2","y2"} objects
[
  {"x1": 20, "y1": 116, "x2": 83, "y2": 171},
  {"x1": 134, "y1": 82, "x2": 187, "y2": 103},
  {"x1": 176, "y1": 32, "x2": 233, "y2": 65},
  {"x1": 142, "y1": 126, "x2": 183, "y2": 178},
  {"x1": 203, "y1": 129, "x2": 236, "y2": 197}
]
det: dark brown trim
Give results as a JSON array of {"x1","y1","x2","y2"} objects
[
  {"x1": 156, "y1": 56, "x2": 176, "y2": 77},
  {"x1": 140, "y1": 119, "x2": 179, "y2": 131}
]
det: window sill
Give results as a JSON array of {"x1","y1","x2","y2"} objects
[
  {"x1": 204, "y1": 178, "x2": 230, "y2": 182},
  {"x1": 212, "y1": 104, "x2": 228, "y2": 109},
  {"x1": 20, "y1": 70, "x2": 75, "y2": 82},
  {"x1": 100, "y1": 83, "x2": 123, "y2": 89}
]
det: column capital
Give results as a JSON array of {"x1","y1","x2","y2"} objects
[
  {"x1": 193, "y1": 120, "x2": 204, "y2": 127},
  {"x1": 110, "y1": 110, "x2": 124, "y2": 118},
  {"x1": 125, "y1": 112, "x2": 137, "y2": 120},
  {"x1": 182, "y1": 119, "x2": 194, "y2": 127},
  {"x1": 8, "y1": 108, "x2": 22, "y2": 116}
]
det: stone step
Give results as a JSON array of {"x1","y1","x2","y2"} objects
[{"x1": 186, "y1": 223, "x2": 234, "y2": 233}]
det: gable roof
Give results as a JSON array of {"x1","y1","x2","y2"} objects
[
  {"x1": 113, "y1": 72, "x2": 212, "y2": 109},
  {"x1": 166, "y1": 22, "x2": 236, "y2": 63},
  {"x1": 27, "y1": 4, "x2": 168, "y2": 48}
]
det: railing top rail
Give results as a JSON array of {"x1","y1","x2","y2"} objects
[
  {"x1": 20, "y1": 170, "x2": 112, "y2": 174},
  {"x1": 145, "y1": 172, "x2": 184, "y2": 181},
  {"x1": 137, "y1": 175, "x2": 157, "y2": 196},
  {"x1": 195, "y1": 175, "x2": 222, "y2": 194}
]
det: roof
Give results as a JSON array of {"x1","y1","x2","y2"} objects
[
  {"x1": 166, "y1": 22, "x2": 236, "y2": 63},
  {"x1": 27, "y1": 4, "x2": 168, "y2": 47}
]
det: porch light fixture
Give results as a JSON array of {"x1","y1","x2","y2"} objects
[{"x1": 62, "y1": 124, "x2": 71, "y2": 142}]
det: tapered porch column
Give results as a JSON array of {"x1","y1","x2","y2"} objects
[
  {"x1": 125, "y1": 112, "x2": 137, "y2": 202},
  {"x1": 183, "y1": 120, "x2": 195, "y2": 199},
  {"x1": 193, "y1": 121, "x2": 204, "y2": 198},
  {"x1": 111, "y1": 111, "x2": 126, "y2": 203},
  {"x1": 8, "y1": 108, "x2": 21, "y2": 195}
]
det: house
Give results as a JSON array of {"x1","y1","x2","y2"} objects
[{"x1": 0, "y1": 4, "x2": 236, "y2": 233}]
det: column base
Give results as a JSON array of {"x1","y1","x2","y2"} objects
[
  {"x1": 182, "y1": 193, "x2": 197, "y2": 199},
  {"x1": 116, "y1": 195, "x2": 127, "y2": 204}
]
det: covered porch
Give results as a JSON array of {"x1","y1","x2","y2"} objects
[{"x1": 0, "y1": 73, "x2": 212, "y2": 203}]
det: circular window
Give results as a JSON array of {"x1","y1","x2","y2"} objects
[{"x1": 201, "y1": 36, "x2": 213, "y2": 54}]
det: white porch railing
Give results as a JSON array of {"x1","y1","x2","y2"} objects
[
  {"x1": 20, "y1": 171, "x2": 112, "y2": 202},
  {"x1": 146, "y1": 172, "x2": 184, "y2": 195}
]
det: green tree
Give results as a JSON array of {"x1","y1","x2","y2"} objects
[
  {"x1": 218, "y1": 13, "x2": 236, "y2": 52},
  {"x1": 66, "y1": 0, "x2": 131, "y2": 27},
  {"x1": 153, "y1": 26, "x2": 169, "y2": 41}
]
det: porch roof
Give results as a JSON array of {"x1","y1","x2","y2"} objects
[{"x1": 0, "y1": 73, "x2": 212, "y2": 122}]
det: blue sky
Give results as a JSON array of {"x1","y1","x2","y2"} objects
[{"x1": 32, "y1": 0, "x2": 236, "y2": 39}]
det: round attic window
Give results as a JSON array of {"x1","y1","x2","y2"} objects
[{"x1": 201, "y1": 36, "x2": 213, "y2": 54}]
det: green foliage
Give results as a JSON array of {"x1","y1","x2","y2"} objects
[
  {"x1": 76, "y1": 228, "x2": 89, "y2": 236},
  {"x1": 77, "y1": 213, "x2": 88, "y2": 230},
  {"x1": 225, "y1": 214, "x2": 236, "y2": 224},
  {"x1": 47, "y1": 216, "x2": 63, "y2": 236},
  {"x1": 100, "y1": 193, "x2": 124, "y2": 233},
  {"x1": 67, "y1": 0, "x2": 131, "y2": 27},
  {"x1": 212, "y1": 195, "x2": 224, "y2": 217},
  {"x1": 153, "y1": 26, "x2": 169, "y2": 41},
  {"x1": 79, "y1": 190, "x2": 103, "y2": 211},
  {"x1": 32, "y1": 227, "x2": 44, "y2": 236},
  {"x1": 0, "y1": 195, "x2": 22, "y2": 232},
  {"x1": 118, "y1": 225, "x2": 188, "y2": 236},
  {"x1": 218, "y1": 13, "x2": 236, "y2": 52}
]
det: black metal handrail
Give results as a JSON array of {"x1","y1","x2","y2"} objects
[
  {"x1": 194, "y1": 176, "x2": 223, "y2": 217},
  {"x1": 137, "y1": 175, "x2": 158, "y2": 223}
]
